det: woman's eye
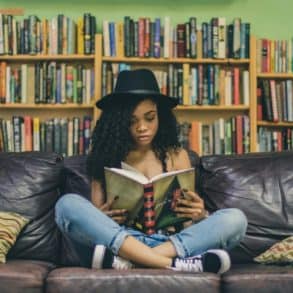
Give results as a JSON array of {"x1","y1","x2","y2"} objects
[{"x1": 146, "y1": 116, "x2": 155, "y2": 122}]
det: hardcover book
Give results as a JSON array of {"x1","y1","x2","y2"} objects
[{"x1": 104, "y1": 163, "x2": 195, "y2": 234}]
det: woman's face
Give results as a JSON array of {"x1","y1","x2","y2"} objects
[{"x1": 129, "y1": 99, "x2": 159, "y2": 149}]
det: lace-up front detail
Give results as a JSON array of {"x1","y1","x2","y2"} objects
[
  {"x1": 173, "y1": 257, "x2": 203, "y2": 272},
  {"x1": 112, "y1": 256, "x2": 134, "y2": 270}
]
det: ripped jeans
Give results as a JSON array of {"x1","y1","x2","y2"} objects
[{"x1": 55, "y1": 193, "x2": 247, "y2": 267}]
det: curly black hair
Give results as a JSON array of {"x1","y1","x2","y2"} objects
[{"x1": 86, "y1": 96, "x2": 181, "y2": 187}]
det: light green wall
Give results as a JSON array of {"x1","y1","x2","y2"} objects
[{"x1": 1, "y1": 0, "x2": 292, "y2": 39}]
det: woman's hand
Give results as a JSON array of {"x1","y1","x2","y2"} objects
[
  {"x1": 174, "y1": 189, "x2": 207, "y2": 222},
  {"x1": 99, "y1": 197, "x2": 128, "y2": 224}
]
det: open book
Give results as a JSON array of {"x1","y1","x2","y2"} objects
[{"x1": 104, "y1": 163, "x2": 195, "y2": 233}]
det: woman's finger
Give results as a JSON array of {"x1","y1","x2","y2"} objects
[
  {"x1": 112, "y1": 216, "x2": 127, "y2": 224},
  {"x1": 177, "y1": 199, "x2": 204, "y2": 209},
  {"x1": 175, "y1": 207, "x2": 202, "y2": 215},
  {"x1": 182, "y1": 189, "x2": 202, "y2": 203},
  {"x1": 100, "y1": 196, "x2": 120, "y2": 211},
  {"x1": 110, "y1": 209, "x2": 128, "y2": 216},
  {"x1": 176, "y1": 213, "x2": 193, "y2": 219}
]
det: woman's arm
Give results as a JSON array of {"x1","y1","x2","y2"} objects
[
  {"x1": 91, "y1": 179, "x2": 128, "y2": 224},
  {"x1": 173, "y1": 148, "x2": 192, "y2": 170},
  {"x1": 91, "y1": 180, "x2": 105, "y2": 209}
]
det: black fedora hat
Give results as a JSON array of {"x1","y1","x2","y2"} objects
[{"x1": 96, "y1": 69, "x2": 178, "y2": 109}]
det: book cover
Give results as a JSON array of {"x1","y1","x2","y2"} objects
[{"x1": 104, "y1": 164, "x2": 195, "y2": 233}]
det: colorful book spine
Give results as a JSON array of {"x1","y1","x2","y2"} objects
[{"x1": 143, "y1": 183, "x2": 155, "y2": 235}]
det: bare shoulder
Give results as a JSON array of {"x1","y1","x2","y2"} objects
[{"x1": 167, "y1": 148, "x2": 191, "y2": 170}]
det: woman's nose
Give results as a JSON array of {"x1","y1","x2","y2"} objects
[{"x1": 137, "y1": 122, "x2": 147, "y2": 132}]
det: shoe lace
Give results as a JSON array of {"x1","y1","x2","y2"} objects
[
  {"x1": 175, "y1": 257, "x2": 203, "y2": 272},
  {"x1": 112, "y1": 256, "x2": 133, "y2": 270}
]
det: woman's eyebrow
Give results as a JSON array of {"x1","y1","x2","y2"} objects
[
  {"x1": 144, "y1": 110, "x2": 157, "y2": 115},
  {"x1": 132, "y1": 110, "x2": 157, "y2": 118}
]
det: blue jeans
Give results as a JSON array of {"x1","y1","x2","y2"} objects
[{"x1": 55, "y1": 193, "x2": 247, "y2": 267}]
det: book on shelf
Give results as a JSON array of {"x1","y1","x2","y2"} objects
[
  {"x1": 104, "y1": 163, "x2": 195, "y2": 234},
  {"x1": 0, "y1": 13, "x2": 96, "y2": 55},
  {"x1": 0, "y1": 116, "x2": 92, "y2": 155}
]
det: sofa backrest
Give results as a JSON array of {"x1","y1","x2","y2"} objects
[
  {"x1": 51, "y1": 150, "x2": 293, "y2": 265},
  {"x1": 199, "y1": 151, "x2": 293, "y2": 263},
  {"x1": 0, "y1": 152, "x2": 63, "y2": 263}
]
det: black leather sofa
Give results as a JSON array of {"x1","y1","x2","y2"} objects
[{"x1": 0, "y1": 151, "x2": 292, "y2": 293}]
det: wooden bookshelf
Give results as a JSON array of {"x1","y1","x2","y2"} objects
[
  {"x1": 1, "y1": 20, "x2": 281, "y2": 156},
  {"x1": 0, "y1": 17, "x2": 98, "y2": 155},
  {"x1": 96, "y1": 33, "x2": 255, "y2": 155},
  {"x1": 253, "y1": 37, "x2": 293, "y2": 152}
]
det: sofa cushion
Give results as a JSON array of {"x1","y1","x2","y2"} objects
[
  {"x1": 199, "y1": 151, "x2": 293, "y2": 263},
  {"x1": 0, "y1": 152, "x2": 63, "y2": 263},
  {"x1": 0, "y1": 211, "x2": 29, "y2": 263},
  {"x1": 0, "y1": 259, "x2": 55, "y2": 293},
  {"x1": 222, "y1": 263, "x2": 293, "y2": 293},
  {"x1": 46, "y1": 268, "x2": 220, "y2": 293},
  {"x1": 59, "y1": 155, "x2": 91, "y2": 266}
]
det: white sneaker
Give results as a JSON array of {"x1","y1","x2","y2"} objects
[
  {"x1": 170, "y1": 249, "x2": 231, "y2": 274},
  {"x1": 92, "y1": 245, "x2": 134, "y2": 270}
]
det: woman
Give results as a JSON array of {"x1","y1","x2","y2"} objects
[{"x1": 55, "y1": 69, "x2": 247, "y2": 273}]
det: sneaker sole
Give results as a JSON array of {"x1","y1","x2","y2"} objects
[{"x1": 92, "y1": 245, "x2": 106, "y2": 269}]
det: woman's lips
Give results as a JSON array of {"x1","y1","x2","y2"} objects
[{"x1": 137, "y1": 135, "x2": 150, "y2": 141}]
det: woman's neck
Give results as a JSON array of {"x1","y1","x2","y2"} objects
[{"x1": 131, "y1": 144, "x2": 153, "y2": 154}]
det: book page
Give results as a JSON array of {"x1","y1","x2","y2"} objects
[
  {"x1": 104, "y1": 168, "x2": 145, "y2": 222},
  {"x1": 105, "y1": 166, "x2": 149, "y2": 184},
  {"x1": 122, "y1": 161, "x2": 194, "y2": 183},
  {"x1": 151, "y1": 167, "x2": 194, "y2": 182}
]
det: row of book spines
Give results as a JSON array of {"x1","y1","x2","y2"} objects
[
  {"x1": 0, "y1": 13, "x2": 96, "y2": 55},
  {"x1": 257, "y1": 38, "x2": 293, "y2": 73},
  {"x1": 0, "y1": 62, "x2": 94, "y2": 104},
  {"x1": 178, "y1": 115, "x2": 250, "y2": 155},
  {"x1": 104, "y1": 17, "x2": 250, "y2": 59},
  {"x1": 257, "y1": 79, "x2": 293, "y2": 123},
  {"x1": 102, "y1": 62, "x2": 249, "y2": 106},
  {"x1": 188, "y1": 66, "x2": 249, "y2": 106},
  {"x1": 258, "y1": 127, "x2": 293, "y2": 152},
  {"x1": 0, "y1": 116, "x2": 92, "y2": 156}
]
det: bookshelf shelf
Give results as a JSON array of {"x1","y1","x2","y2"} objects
[
  {"x1": 257, "y1": 121, "x2": 293, "y2": 127},
  {"x1": 0, "y1": 54, "x2": 95, "y2": 61},
  {"x1": 102, "y1": 57, "x2": 250, "y2": 64},
  {"x1": 0, "y1": 104, "x2": 95, "y2": 109},
  {"x1": 257, "y1": 73, "x2": 293, "y2": 78},
  {"x1": 175, "y1": 105, "x2": 250, "y2": 111}
]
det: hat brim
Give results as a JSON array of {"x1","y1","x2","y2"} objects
[{"x1": 96, "y1": 92, "x2": 178, "y2": 109}]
